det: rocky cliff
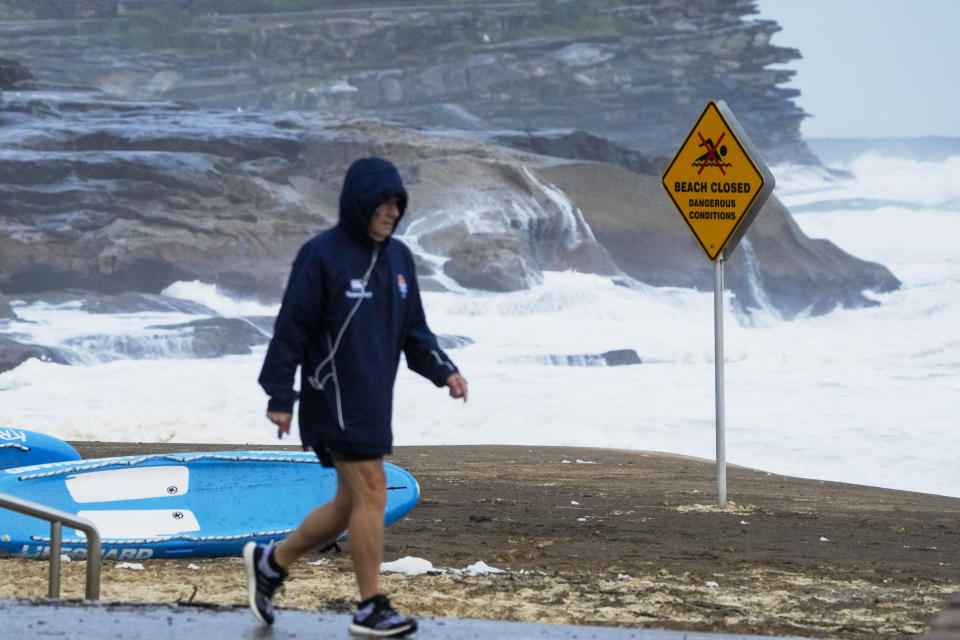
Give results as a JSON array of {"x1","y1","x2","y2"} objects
[
  {"x1": 0, "y1": 90, "x2": 898, "y2": 321},
  {"x1": 0, "y1": 2, "x2": 902, "y2": 335},
  {"x1": 0, "y1": 0, "x2": 815, "y2": 165}
]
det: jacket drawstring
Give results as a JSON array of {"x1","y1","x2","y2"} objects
[{"x1": 307, "y1": 246, "x2": 380, "y2": 430}]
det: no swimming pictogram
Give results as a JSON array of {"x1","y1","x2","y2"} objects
[
  {"x1": 661, "y1": 100, "x2": 775, "y2": 261},
  {"x1": 694, "y1": 131, "x2": 730, "y2": 175}
]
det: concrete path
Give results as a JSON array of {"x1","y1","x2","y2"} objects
[{"x1": 1, "y1": 597, "x2": 823, "y2": 639}]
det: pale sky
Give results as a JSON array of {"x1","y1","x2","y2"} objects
[{"x1": 754, "y1": 1, "x2": 960, "y2": 138}]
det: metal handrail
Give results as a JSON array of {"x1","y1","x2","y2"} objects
[{"x1": 0, "y1": 492, "x2": 101, "y2": 599}]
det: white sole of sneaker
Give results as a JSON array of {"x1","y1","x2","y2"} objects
[
  {"x1": 242, "y1": 542, "x2": 271, "y2": 626},
  {"x1": 348, "y1": 622, "x2": 416, "y2": 637}
]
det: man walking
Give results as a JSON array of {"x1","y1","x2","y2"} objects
[{"x1": 245, "y1": 156, "x2": 468, "y2": 637}]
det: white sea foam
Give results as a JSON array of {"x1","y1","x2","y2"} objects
[
  {"x1": 1, "y1": 141, "x2": 958, "y2": 499},
  {"x1": 161, "y1": 281, "x2": 278, "y2": 318}
]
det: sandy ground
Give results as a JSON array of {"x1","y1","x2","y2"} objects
[{"x1": 1, "y1": 443, "x2": 957, "y2": 639}]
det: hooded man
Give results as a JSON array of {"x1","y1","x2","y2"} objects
[{"x1": 245, "y1": 157, "x2": 468, "y2": 637}]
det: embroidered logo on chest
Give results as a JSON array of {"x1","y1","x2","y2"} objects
[{"x1": 345, "y1": 278, "x2": 373, "y2": 299}]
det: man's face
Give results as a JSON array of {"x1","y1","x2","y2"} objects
[{"x1": 368, "y1": 196, "x2": 401, "y2": 242}]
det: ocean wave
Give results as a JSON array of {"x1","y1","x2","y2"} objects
[
  {"x1": 788, "y1": 198, "x2": 956, "y2": 213},
  {"x1": 773, "y1": 149, "x2": 960, "y2": 212}
]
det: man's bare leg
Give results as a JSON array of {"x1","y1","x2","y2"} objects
[
  {"x1": 272, "y1": 478, "x2": 353, "y2": 569},
  {"x1": 335, "y1": 458, "x2": 387, "y2": 600}
]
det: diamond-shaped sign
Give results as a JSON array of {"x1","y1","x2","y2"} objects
[{"x1": 662, "y1": 100, "x2": 775, "y2": 261}]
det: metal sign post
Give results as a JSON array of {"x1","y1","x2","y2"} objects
[
  {"x1": 660, "y1": 100, "x2": 775, "y2": 507},
  {"x1": 714, "y1": 257, "x2": 726, "y2": 506}
]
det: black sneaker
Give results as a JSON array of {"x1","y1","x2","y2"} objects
[
  {"x1": 242, "y1": 541, "x2": 286, "y2": 626},
  {"x1": 349, "y1": 594, "x2": 418, "y2": 637}
]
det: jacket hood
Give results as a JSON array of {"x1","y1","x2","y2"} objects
[{"x1": 338, "y1": 157, "x2": 408, "y2": 246}]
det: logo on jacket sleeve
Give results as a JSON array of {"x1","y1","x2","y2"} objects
[
  {"x1": 346, "y1": 279, "x2": 373, "y2": 299},
  {"x1": 397, "y1": 274, "x2": 408, "y2": 299}
]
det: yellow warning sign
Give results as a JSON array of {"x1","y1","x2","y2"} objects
[{"x1": 662, "y1": 100, "x2": 774, "y2": 261}]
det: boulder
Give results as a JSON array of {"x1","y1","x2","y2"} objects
[
  {"x1": 534, "y1": 161, "x2": 900, "y2": 318},
  {"x1": 33, "y1": 314, "x2": 272, "y2": 362},
  {"x1": 0, "y1": 336, "x2": 70, "y2": 374},
  {"x1": 418, "y1": 222, "x2": 470, "y2": 256},
  {"x1": 601, "y1": 349, "x2": 643, "y2": 366},
  {"x1": 443, "y1": 233, "x2": 543, "y2": 293},
  {"x1": 144, "y1": 317, "x2": 270, "y2": 358}
]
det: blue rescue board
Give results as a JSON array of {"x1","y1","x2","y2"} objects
[
  {"x1": 0, "y1": 451, "x2": 419, "y2": 559},
  {"x1": 0, "y1": 428, "x2": 81, "y2": 470}
]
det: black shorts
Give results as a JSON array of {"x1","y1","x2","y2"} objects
[{"x1": 311, "y1": 445, "x2": 382, "y2": 468}]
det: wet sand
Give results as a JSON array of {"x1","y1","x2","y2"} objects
[{"x1": 1, "y1": 443, "x2": 957, "y2": 639}]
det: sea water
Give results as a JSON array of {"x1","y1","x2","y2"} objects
[{"x1": 0, "y1": 138, "x2": 957, "y2": 499}]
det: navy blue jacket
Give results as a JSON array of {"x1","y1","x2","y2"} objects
[{"x1": 258, "y1": 157, "x2": 458, "y2": 456}]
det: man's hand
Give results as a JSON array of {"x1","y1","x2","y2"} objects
[
  {"x1": 267, "y1": 411, "x2": 293, "y2": 439},
  {"x1": 445, "y1": 372, "x2": 468, "y2": 402}
]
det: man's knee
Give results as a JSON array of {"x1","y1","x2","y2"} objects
[
  {"x1": 356, "y1": 463, "x2": 387, "y2": 509},
  {"x1": 338, "y1": 459, "x2": 387, "y2": 508}
]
